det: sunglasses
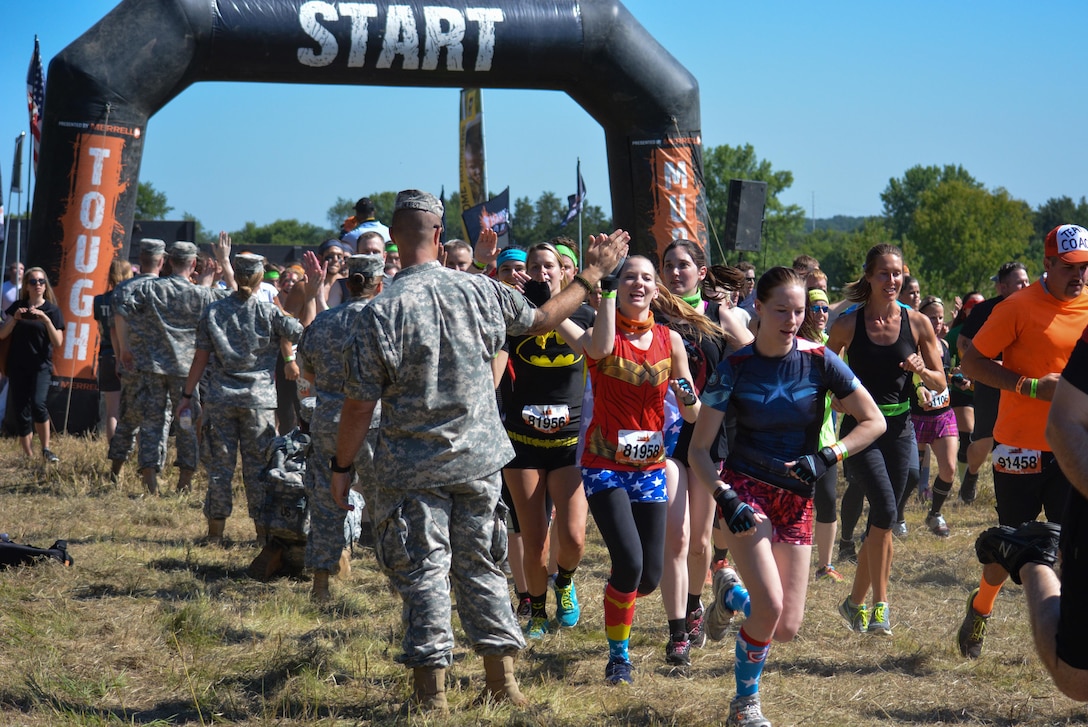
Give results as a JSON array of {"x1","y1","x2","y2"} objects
[
  {"x1": 810, "y1": 305, "x2": 829, "y2": 314},
  {"x1": 323, "y1": 254, "x2": 345, "y2": 262},
  {"x1": 27, "y1": 278, "x2": 47, "y2": 286}
]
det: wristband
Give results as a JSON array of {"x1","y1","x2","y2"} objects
[
  {"x1": 1029, "y1": 378, "x2": 1038, "y2": 399},
  {"x1": 831, "y1": 440, "x2": 848, "y2": 462},
  {"x1": 472, "y1": 259, "x2": 487, "y2": 270},
  {"x1": 329, "y1": 456, "x2": 353, "y2": 474},
  {"x1": 600, "y1": 290, "x2": 617, "y2": 299},
  {"x1": 1014, "y1": 375, "x2": 1027, "y2": 395},
  {"x1": 571, "y1": 274, "x2": 594, "y2": 297},
  {"x1": 283, "y1": 354, "x2": 295, "y2": 363},
  {"x1": 181, "y1": 391, "x2": 193, "y2": 400}
]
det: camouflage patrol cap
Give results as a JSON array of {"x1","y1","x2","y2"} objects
[
  {"x1": 168, "y1": 241, "x2": 199, "y2": 260},
  {"x1": 394, "y1": 189, "x2": 443, "y2": 218},
  {"x1": 138, "y1": 238, "x2": 166, "y2": 256},
  {"x1": 346, "y1": 253, "x2": 385, "y2": 278},
  {"x1": 233, "y1": 252, "x2": 266, "y2": 277}
]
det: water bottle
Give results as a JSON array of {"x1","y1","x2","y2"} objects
[{"x1": 179, "y1": 410, "x2": 193, "y2": 431}]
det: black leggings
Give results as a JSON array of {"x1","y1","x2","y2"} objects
[
  {"x1": 840, "y1": 413, "x2": 915, "y2": 535},
  {"x1": 5, "y1": 367, "x2": 51, "y2": 437},
  {"x1": 813, "y1": 462, "x2": 839, "y2": 524},
  {"x1": 588, "y1": 487, "x2": 667, "y2": 595}
]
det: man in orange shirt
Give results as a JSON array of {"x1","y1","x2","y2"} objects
[{"x1": 957, "y1": 224, "x2": 1088, "y2": 659}]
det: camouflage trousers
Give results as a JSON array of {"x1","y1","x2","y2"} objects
[
  {"x1": 106, "y1": 371, "x2": 143, "y2": 462},
  {"x1": 128, "y1": 373, "x2": 199, "y2": 472},
  {"x1": 305, "y1": 427, "x2": 377, "y2": 572},
  {"x1": 201, "y1": 404, "x2": 276, "y2": 521},
  {"x1": 372, "y1": 472, "x2": 525, "y2": 668}
]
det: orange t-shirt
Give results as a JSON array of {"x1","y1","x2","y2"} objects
[{"x1": 972, "y1": 281, "x2": 1088, "y2": 450}]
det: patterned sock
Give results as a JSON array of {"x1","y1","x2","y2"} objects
[
  {"x1": 530, "y1": 592, "x2": 547, "y2": 619},
  {"x1": 725, "y1": 582, "x2": 751, "y2": 618},
  {"x1": 734, "y1": 627, "x2": 772, "y2": 697},
  {"x1": 554, "y1": 564, "x2": 577, "y2": 590},
  {"x1": 604, "y1": 583, "x2": 637, "y2": 661}
]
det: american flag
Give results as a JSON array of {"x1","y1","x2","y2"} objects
[{"x1": 27, "y1": 36, "x2": 45, "y2": 173}]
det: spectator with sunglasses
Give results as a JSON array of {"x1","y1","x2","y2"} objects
[{"x1": 0, "y1": 266, "x2": 64, "y2": 462}]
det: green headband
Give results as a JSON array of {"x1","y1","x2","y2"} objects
[{"x1": 555, "y1": 243, "x2": 578, "y2": 265}]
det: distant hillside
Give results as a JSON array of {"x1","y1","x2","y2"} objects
[{"x1": 811, "y1": 215, "x2": 870, "y2": 232}]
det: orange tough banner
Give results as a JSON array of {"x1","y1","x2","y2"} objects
[
  {"x1": 631, "y1": 134, "x2": 709, "y2": 264},
  {"x1": 53, "y1": 132, "x2": 126, "y2": 381}
]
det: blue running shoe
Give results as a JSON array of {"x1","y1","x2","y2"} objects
[
  {"x1": 604, "y1": 656, "x2": 634, "y2": 685},
  {"x1": 525, "y1": 616, "x2": 549, "y2": 640},
  {"x1": 554, "y1": 580, "x2": 581, "y2": 628}
]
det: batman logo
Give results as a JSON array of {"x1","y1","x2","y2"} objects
[{"x1": 515, "y1": 331, "x2": 583, "y2": 369}]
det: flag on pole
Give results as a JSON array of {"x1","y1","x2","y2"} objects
[
  {"x1": 27, "y1": 36, "x2": 46, "y2": 173},
  {"x1": 12, "y1": 134, "x2": 25, "y2": 194},
  {"x1": 559, "y1": 161, "x2": 586, "y2": 227},
  {"x1": 0, "y1": 161, "x2": 5, "y2": 245}
]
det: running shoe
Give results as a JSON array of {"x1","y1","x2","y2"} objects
[
  {"x1": 664, "y1": 635, "x2": 691, "y2": 667},
  {"x1": 975, "y1": 521, "x2": 1061, "y2": 585},
  {"x1": 516, "y1": 596, "x2": 531, "y2": 619},
  {"x1": 726, "y1": 693, "x2": 771, "y2": 727},
  {"x1": 957, "y1": 588, "x2": 989, "y2": 659},
  {"x1": 705, "y1": 567, "x2": 741, "y2": 641},
  {"x1": 838, "y1": 597, "x2": 869, "y2": 633},
  {"x1": 925, "y1": 513, "x2": 951, "y2": 538},
  {"x1": 553, "y1": 580, "x2": 581, "y2": 628},
  {"x1": 867, "y1": 602, "x2": 892, "y2": 636},
  {"x1": 815, "y1": 564, "x2": 845, "y2": 582},
  {"x1": 524, "y1": 616, "x2": 549, "y2": 640},
  {"x1": 42, "y1": 449, "x2": 59, "y2": 464},
  {"x1": 837, "y1": 539, "x2": 857, "y2": 564},
  {"x1": 892, "y1": 521, "x2": 908, "y2": 538},
  {"x1": 604, "y1": 656, "x2": 634, "y2": 685},
  {"x1": 686, "y1": 604, "x2": 707, "y2": 648}
]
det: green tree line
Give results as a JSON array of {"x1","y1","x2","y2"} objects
[{"x1": 138, "y1": 147, "x2": 1088, "y2": 308}]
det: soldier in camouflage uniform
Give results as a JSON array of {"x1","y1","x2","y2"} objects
[
  {"x1": 330, "y1": 189, "x2": 628, "y2": 714},
  {"x1": 116, "y1": 239, "x2": 232, "y2": 494},
  {"x1": 177, "y1": 253, "x2": 307, "y2": 543},
  {"x1": 297, "y1": 253, "x2": 385, "y2": 601},
  {"x1": 108, "y1": 238, "x2": 166, "y2": 480}
]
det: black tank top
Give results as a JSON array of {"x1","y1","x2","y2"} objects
[{"x1": 848, "y1": 306, "x2": 916, "y2": 408}]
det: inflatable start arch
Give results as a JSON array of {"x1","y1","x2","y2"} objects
[{"x1": 30, "y1": 0, "x2": 706, "y2": 407}]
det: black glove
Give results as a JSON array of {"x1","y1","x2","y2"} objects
[
  {"x1": 714, "y1": 487, "x2": 757, "y2": 534},
  {"x1": 522, "y1": 279, "x2": 552, "y2": 307},
  {"x1": 600, "y1": 258, "x2": 625, "y2": 292},
  {"x1": 790, "y1": 446, "x2": 838, "y2": 485}
]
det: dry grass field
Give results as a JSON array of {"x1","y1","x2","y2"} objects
[{"x1": 1, "y1": 435, "x2": 1086, "y2": 726}]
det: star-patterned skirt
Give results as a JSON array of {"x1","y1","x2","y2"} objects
[{"x1": 581, "y1": 466, "x2": 668, "y2": 503}]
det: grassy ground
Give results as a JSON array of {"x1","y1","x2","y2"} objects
[{"x1": 1, "y1": 435, "x2": 1086, "y2": 726}]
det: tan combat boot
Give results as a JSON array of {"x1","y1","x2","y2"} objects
[
  {"x1": 205, "y1": 518, "x2": 226, "y2": 545},
  {"x1": 479, "y1": 654, "x2": 528, "y2": 706},
  {"x1": 140, "y1": 467, "x2": 159, "y2": 496},
  {"x1": 402, "y1": 666, "x2": 448, "y2": 716},
  {"x1": 336, "y1": 548, "x2": 351, "y2": 579},
  {"x1": 311, "y1": 570, "x2": 331, "y2": 603},
  {"x1": 176, "y1": 468, "x2": 194, "y2": 494}
]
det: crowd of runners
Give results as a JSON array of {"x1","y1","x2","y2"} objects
[{"x1": 4, "y1": 193, "x2": 1088, "y2": 725}]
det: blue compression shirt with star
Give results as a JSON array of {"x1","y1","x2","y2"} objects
[{"x1": 701, "y1": 337, "x2": 861, "y2": 497}]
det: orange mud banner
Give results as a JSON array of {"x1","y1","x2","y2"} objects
[
  {"x1": 630, "y1": 134, "x2": 708, "y2": 265},
  {"x1": 52, "y1": 132, "x2": 127, "y2": 382}
]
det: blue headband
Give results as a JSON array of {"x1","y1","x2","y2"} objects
[{"x1": 496, "y1": 247, "x2": 527, "y2": 266}]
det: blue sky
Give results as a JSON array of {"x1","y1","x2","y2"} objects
[{"x1": 3, "y1": 1, "x2": 1087, "y2": 236}]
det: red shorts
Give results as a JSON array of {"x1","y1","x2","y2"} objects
[{"x1": 722, "y1": 468, "x2": 813, "y2": 546}]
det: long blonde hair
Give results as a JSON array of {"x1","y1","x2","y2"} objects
[{"x1": 21, "y1": 267, "x2": 58, "y2": 305}]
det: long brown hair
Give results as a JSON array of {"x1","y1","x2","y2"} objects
[
  {"x1": 21, "y1": 267, "x2": 58, "y2": 305},
  {"x1": 842, "y1": 243, "x2": 903, "y2": 303},
  {"x1": 661, "y1": 238, "x2": 745, "y2": 301},
  {"x1": 620, "y1": 254, "x2": 725, "y2": 344}
]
